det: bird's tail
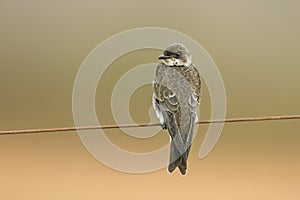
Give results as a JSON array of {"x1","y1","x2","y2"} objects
[{"x1": 168, "y1": 140, "x2": 191, "y2": 175}]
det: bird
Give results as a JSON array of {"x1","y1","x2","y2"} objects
[{"x1": 153, "y1": 43, "x2": 201, "y2": 175}]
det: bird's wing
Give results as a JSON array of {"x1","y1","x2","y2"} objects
[
  {"x1": 154, "y1": 83, "x2": 178, "y2": 113},
  {"x1": 154, "y1": 82, "x2": 181, "y2": 137},
  {"x1": 189, "y1": 64, "x2": 202, "y2": 104},
  {"x1": 153, "y1": 64, "x2": 186, "y2": 155},
  {"x1": 154, "y1": 82, "x2": 187, "y2": 157},
  {"x1": 184, "y1": 64, "x2": 201, "y2": 146},
  {"x1": 153, "y1": 63, "x2": 179, "y2": 116}
]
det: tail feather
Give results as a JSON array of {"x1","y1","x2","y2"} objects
[
  {"x1": 168, "y1": 139, "x2": 181, "y2": 173},
  {"x1": 168, "y1": 140, "x2": 192, "y2": 175},
  {"x1": 177, "y1": 113, "x2": 197, "y2": 175},
  {"x1": 162, "y1": 110, "x2": 195, "y2": 175},
  {"x1": 178, "y1": 146, "x2": 191, "y2": 175}
]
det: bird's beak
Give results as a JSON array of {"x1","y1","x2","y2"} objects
[{"x1": 158, "y1": 55, "x2": 170, "y2": 60}]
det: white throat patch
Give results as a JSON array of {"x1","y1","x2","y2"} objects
[
  {"x1": 162, "y1": 58, "x2": 190, "y2": 67},
  {"x1": 162, "y1": 58, "x2": 183, "y2": 66}
]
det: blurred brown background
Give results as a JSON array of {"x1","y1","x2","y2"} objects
[{"x1": 0, "y1": 1, "x2": 300, "y2": 199}]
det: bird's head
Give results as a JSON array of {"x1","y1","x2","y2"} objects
[{"x1": 158, "y1": 43, "x2": 192, "y2": 67}]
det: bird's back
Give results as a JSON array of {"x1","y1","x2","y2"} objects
[{"x1": 155, "y1": 63, "x2": 198, "y2": 141}]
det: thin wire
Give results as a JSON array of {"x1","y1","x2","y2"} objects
[{"x1": 0, "y1": 115, "x2": 300, "y2": 136}]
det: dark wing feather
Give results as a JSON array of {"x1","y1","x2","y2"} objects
[
  {"x1": 154, "y1": 83, "x2": 180, "y2": 135},
  {"x1": 153, "y1": 63, "x2": 201, "y2": 174},
  {"x1": 185, "y1": 64, "x2": 201, "y2": 104}
]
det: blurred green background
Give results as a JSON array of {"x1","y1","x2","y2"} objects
[{"x1": 0, "y1": 1, "x2": 299, "y2": 200}]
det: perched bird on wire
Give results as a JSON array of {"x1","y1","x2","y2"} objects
[{"x1": 153, "y1": 43, "x2": 201, "y2": 175}]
